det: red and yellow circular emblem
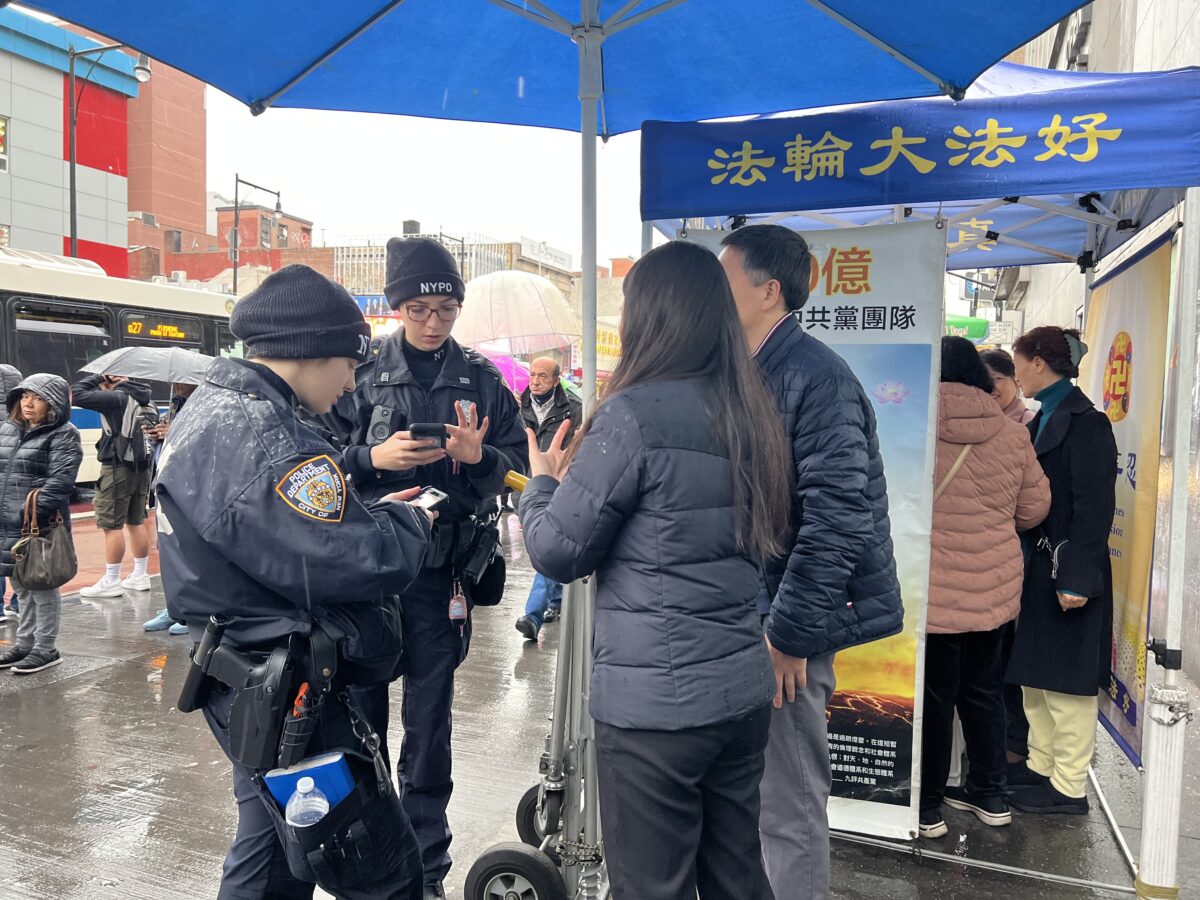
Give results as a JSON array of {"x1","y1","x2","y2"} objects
[{"x1": 1102, "y1": 331, "x2": 1133, "y2": 423}]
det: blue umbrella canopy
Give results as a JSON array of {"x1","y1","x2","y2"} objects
[
  {"x1": 24, "y1": 0, "x2": 1088, "y2": 404},
  {"x1": 26, "y1": 1, "x2": 1087, "y2": 135}
]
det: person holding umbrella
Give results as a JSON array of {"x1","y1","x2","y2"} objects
[{"x1": 70, "y1": 372, "x2": 158, "y2": 598}]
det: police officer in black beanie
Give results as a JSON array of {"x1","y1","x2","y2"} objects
[
  {"x1": 157, "y1": 264, "x2": 433, "y2": 899},
  {"x1": 335, "y1": 238, "x2": 528, "y2": 897}
]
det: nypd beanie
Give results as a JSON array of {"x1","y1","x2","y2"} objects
[
  {"x1": 230, "y1": 264, "x2": 371, "y2": 363},
  {"x1": 383, "y1": 236, "x2": 466, "y2": 310}
]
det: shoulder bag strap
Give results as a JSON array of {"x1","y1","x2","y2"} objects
[
  {"x1": 22, "y1": 488, "x2": 40, "y2": 536},
  {"x1": 934, "y1": 445, "x2": 972, "y2": 502}
]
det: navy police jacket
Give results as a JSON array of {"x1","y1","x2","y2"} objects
[
  {"x1": 156, "y1": 358, "x2": 431, "y2": 682},
  {"x1": 756, "y1": 315, "x2": 904, "y2": 660},
  {"x1": 336, "y1": 333, "x2": 528, "y2": 521}
]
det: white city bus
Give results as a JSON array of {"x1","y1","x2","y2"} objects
[{"x1": 0, "y1": 249, "x2": 239, "y2": 484}]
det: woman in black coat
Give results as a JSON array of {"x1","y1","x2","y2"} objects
[
  {"x1": 1005, "y1": 326, "x2": 1117, "y2": 815},
  {"x1": 0, "y1": 374, "x2": 83, "y2": 674},
  {"x1": 519, "y1": 241, "x2": 792, "y2": 900}
]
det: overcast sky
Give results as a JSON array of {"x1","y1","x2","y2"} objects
[{"x1": 205, "y1": 87, "x2": 647, "y2": 268}]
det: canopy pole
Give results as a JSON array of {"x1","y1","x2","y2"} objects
[
  {"x1": 577, "y1": 24, "x2": 602, "y2": 415},
  {"x1": 1136, "y1": 185, "x2": 1199, "y2": 900},
  {"x1": 1082, "y1": 223, "x2": 1097, "y2": 327},
  {"x1": 641, "y1": 221, "x2": 653, "y2": 256}
]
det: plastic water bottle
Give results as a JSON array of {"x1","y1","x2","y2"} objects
[{"x1": 285, "y1": 776, "x2": 329, "y2": 827}]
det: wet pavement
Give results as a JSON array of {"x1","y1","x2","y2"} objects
[{"x1": 0, "y1": 510, "x2": 1197, "y2": 899}]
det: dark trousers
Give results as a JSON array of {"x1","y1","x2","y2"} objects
[
  {"x1": 204, "y1": 681, "x2": 420, "y2": 900},
  {"x1": 390, "y1": 565, "x2": 471, "y2": 886},
  {"x1": 1001, "y1": 620, "x2": 1030, "y2": 757},
  {"x1": 595, "y1": 705, "x2": 775, "y2": 900},
  {"x1": 921, "y1": 628, "x2": 1008, "y2": 811}
]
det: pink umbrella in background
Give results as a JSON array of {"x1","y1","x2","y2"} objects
[{"x1": 481, "y1": 352, "x2": 530, "y2": 395}]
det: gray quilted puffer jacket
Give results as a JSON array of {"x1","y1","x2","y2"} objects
[
  {"x1": 0, "y1": 374, "x2": 83, "y2": 576},
  {"x1": 518, "y1": 377, "x2": 774, "y2": 731}
]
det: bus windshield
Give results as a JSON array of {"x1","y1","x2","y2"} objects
[{"x1": 13, "y1": 300, "x2": 112, "y2": 383}]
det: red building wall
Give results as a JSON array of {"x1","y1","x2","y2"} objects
[
  {"x1": 63, "y1": 237, "x2": 128, "y2": 278},
  {"x1": 62, "y1": 77, "x2": 128, "y2": 176}
]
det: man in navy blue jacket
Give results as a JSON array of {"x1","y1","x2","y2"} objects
[{"x1": 720, "y1": 226, "x2": 903, "y2": 900}]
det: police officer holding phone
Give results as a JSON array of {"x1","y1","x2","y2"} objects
[
  {"x1": 156, "y1": 265, "x2": 434, "y2": 899},
  {"x1": 336, "y1": 237, "x2": 528, "y2": 898}
]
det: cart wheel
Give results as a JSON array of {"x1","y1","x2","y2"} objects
[
  {"x1": 465, "y1": 842, "x2": 566, "y2": 900},
  {"x1": 516, "y1": 783, "x2": 564, "y2": 849}
]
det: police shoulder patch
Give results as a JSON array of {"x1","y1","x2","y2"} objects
[{"x1": 275, "y1": 455, "x2": 346, "y2": 523}]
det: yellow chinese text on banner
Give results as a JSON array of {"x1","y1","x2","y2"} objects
[{"x1": 1078, "y1": 240, "x2": 1172, "y2": 766}]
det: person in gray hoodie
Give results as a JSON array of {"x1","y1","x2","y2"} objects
[{"x1": 0, "y1": 374, "x2": 83, "y2": 673}]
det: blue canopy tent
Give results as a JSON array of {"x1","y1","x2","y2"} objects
[
  {"x1": 643, "y1": 62, "x2": 1200, "y2": 271},
  {"x1": 640, "y1": 59, "x2": 1200, "y2": 899},
  {"x1": 26, "y1": 0, "x2": 1090, "y2": 409}
]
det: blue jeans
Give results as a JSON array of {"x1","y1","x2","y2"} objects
[{"x1": 523, "y1": 573, "x2": 563, "y2": 630}]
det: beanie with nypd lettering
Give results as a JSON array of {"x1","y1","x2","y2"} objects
[
  {"x1": 230, "y1": 264, "x2": 371, "y2": 363},
  {"x1": 383, "y1": 236, "x2": 466, "y2": 310}
]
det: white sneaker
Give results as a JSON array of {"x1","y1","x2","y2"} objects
[
  {"x1": 121, "y1": 574, "x2": 152, "y2": 592},
  {"x1": 79, "y1": 579, "x2": 125, "y2": 598}
]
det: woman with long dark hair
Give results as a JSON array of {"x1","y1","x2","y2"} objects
[
  {"x1": 518, "y1": 240, "x2": 791, "y2": 900},
  {"x1": 1005, "y1": 326, "x2": 1116, "y2": 816}
]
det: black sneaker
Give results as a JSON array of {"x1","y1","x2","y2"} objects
[
  {"x1": 515, "y1": 616, "x2": 539, "y2": 641},
  {"x1": 1006, "y1": 761, "x2": 1050, "y2": 791},
  {"x1": 944, "y1": 786, "x2": 1012, "y2": 827},
  {"x1": 919, "y1": 807, "x2": 948, "y2": 839},
  {"x1": 11, "y1": 649, "x2": 61, "y2": 675},
  {"x1": 423, "y1": 884, "x2": 445, "y2": 900},
  {"x1": 1009, "y1": 781, "x2": 1089, "y2": 815},
  {"x1": 544, "y1": 606, "x2": 561, "y2": 623},
  {"x1": 0, "y1": 646, "x2": 30, "y2": 668}
]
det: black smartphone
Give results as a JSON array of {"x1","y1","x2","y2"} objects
[
  {"x1": 410, "y1": 423, "x2": 448, "y2": 448},
  {"x1": 412, "y1": 486, "x2": 449, "y2": 511}
]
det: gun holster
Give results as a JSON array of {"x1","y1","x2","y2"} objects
[
  {"x1": 209, "y1": 637, "x2": 299, "y2": 771},
  {"x1": 178, "y1": 621, "x2": 340, "y2": 772}
]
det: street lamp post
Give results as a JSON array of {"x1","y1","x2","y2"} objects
[
  {"x1": 67, "y1": 43, "x2": 151, "y2": 257},
  {"x1": 231, "y1": 174, "x2": 282, "y2": 295}
]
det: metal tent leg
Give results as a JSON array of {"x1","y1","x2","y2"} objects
[{"x1": 1136, "y1": 187, "x2": 1200, "y2": 900}]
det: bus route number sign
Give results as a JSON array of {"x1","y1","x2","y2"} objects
[{"x1": 126, "y1": 317, "x2": 189, "y2": 341}]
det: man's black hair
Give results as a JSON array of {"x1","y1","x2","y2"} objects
[{"x1": 720, "y1": 224, "x2": 812, "y2": 312}]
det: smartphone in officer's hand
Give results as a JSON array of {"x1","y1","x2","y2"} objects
[
  {"x1": 409, "y1": 423, "x2": 448, "y2": 448},
  {"x1": 411, "y1": 486, "x2": 449, "y2": 511}
]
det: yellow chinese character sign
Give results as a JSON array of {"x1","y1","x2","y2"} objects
[
  {"x1": 1035, "y1": 113, "x2": 1122, "y2": 162},
  {"x1": 784, "y1": 131, "x2": 853, "y2": 181},
  {"x1": 708, "y1": 141, "x2": 775, "y2": 186},
  {"x1": 642, "y1": 63, "x2": 1200, "y2": 239}
]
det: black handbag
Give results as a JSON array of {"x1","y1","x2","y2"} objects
[{"x1": 11, "y1": 489, "x2": 77, "y2": 591}]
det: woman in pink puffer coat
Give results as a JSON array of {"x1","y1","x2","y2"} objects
[{"x1": 919, "y1": 337, "x2": 1050, "y2": 840}]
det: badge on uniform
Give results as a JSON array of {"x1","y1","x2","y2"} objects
[{"x1": 275, "y1": 455, "x2": 347, "y2": 523}]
